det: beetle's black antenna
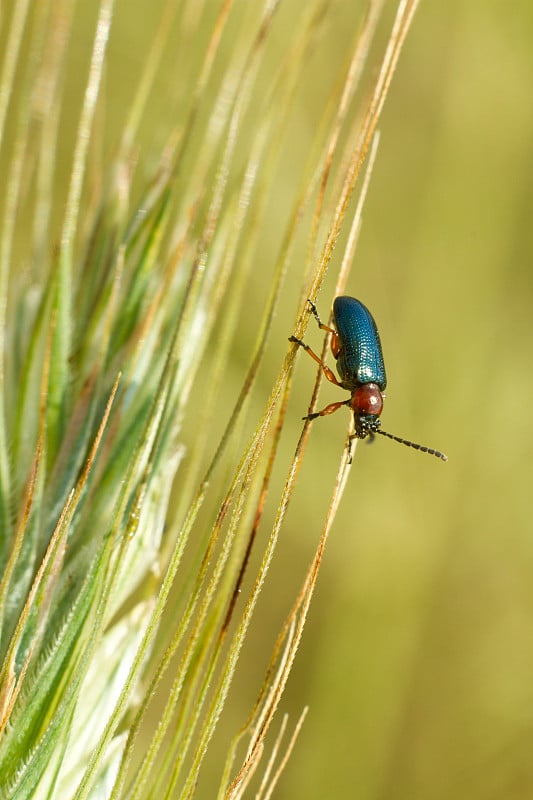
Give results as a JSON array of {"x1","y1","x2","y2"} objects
[{"x1": 376, "y1": 428, "x2": 447, "y2": 461}]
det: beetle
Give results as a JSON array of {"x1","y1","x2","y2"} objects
[{"x1": 289, "y1": 296, "x2": 447, "y2": 461}]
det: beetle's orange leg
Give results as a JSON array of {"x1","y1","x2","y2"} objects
[
  {"x1": 289, "y1": 336, "x2": 342, "y2": 387},
  {"x1": 303, "y1": 399, "x2": 350, "y2": 421},
  {"x1": 307, "y1": 299, "x2": 335, "y2": 334},
  {"x1": 307, "y1": 299, "x2": 340, "y2": 357}
]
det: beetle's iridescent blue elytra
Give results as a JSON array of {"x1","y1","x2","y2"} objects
[
  {"x1": 289, "y1": 296, "x2": 447, "y2": 461},
  {"x1": 333, "y1": 296, "x2": 386, "y2": 391}
]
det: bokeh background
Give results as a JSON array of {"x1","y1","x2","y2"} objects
[
  {"x1": 279, "y1": 4, "x2": 533, "y2": 798},
  {"x1": 4, "y1": 0, "x2": 533, "y2": 797},
  {"x1": 282, "y1": 4, "x2": 533, "y2": 798}
]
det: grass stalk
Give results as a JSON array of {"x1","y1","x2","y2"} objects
[{"x1": 0, "y1": 1, "x2": 420, "y2": 796}]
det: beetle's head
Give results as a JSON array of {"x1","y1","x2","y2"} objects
[{"x1": 350, "y1": 383, "x2": 383, "y2": 418}]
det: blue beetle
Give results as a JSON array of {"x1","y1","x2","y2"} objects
[{"x1": 289, "y1": 296, "x2": 447, "y2": 461}]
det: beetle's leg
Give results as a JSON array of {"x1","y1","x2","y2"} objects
[
  {"x1": 289, "y1": 336, "x2": 343, "y2": 387},
  {"x1": 307, "y1": 300, "x2": 340, "y2": 357},
  {"x1": 303, "y1": 399, "x2": 350, "y2": 421},
  {"x1": 307, "y1": 299, "x2": 336, "y2": 335}
]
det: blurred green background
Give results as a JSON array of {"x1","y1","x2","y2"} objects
[
  {"x1": 5, "y1": 0, "x2": 533, "y2": 797},
  {"x1": 279, "y1": 3, "x2": 533, "y2": 799}
]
